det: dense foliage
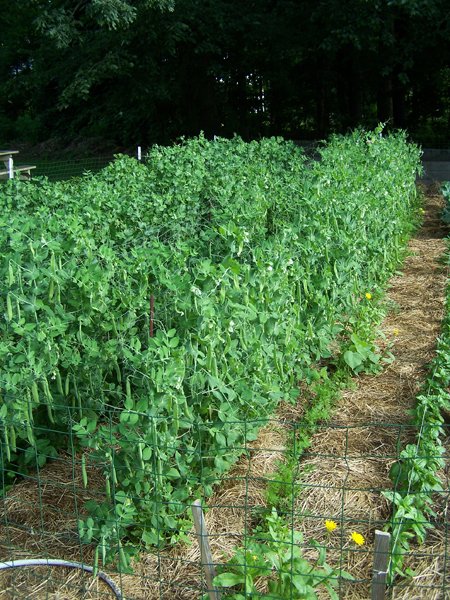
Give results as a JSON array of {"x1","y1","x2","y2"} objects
[
  {"x1": 0, "y1": 0, "x2": 449, "y2": 145},
  {"x1": 0, "y1": 130, "x2": 421, "y2": 569}
]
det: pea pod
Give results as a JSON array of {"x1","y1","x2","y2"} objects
[
  {"x1": 93, "y1": 545, "x2": 99, "y2": 578},
  {"x1": 31, "y1": 381, "x2": 39, "y2": 404},
  {"x1": 126, "y1": 377, "x2": 132, "y2": 405},
  {"x1": 26, "y1": 422, "x2": 35, "y2": 446},
  {"x1": 50, "y1": 252, "x2": 56, "y2": 274},
  {"x1": 114, "y1": 361, "x2": 122, "y2": 383},
  {"x1": 46, "y1": 404, "x2": 55, "y2": 424},
  {"x1": 118, "y1": 542, "x2": 128, "y2": 571},
  {"x1": 172, "y1": 400, "x2": 179, "y2": 435},
  {"x1": 56, "y1": 370, "x2": 64, "y2": 396},
  {"x1": 9, "y1": 426, "x2": 16, "y2": 453},
  {"x1": 3, "y1": 426, "x2": 11, "y2": 462},
  {"x1": 6, "y1": 294, "x2": 13, "y2": 321},
  {"x1": 101, "y1": 535, "x2": 107, "y2": 566},
  {"x1": 105, "y1": 477, "x2": 111, "y2": 499},
  {"x1": 8, "y1": 262, "x2": 14, "y2": 287},
  {"x1": 138, "y1": 442, "x2": 145, "y2": 472},
  {"x1": 111, "y1": 460, "x2": 118, "y2": 486},
  {"x1": 81, "y1": 454, "x2": 88, "y2": 488},
  {"x1": 65, "y1": 373, "x2": 71, "y2": 396}
]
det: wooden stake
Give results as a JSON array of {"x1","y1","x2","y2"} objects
[
  {"x1": 191, "y1": 500, "x2": 220, "y2": 600},
  {"x1": 372, "y1": 530, "x2": 391, "y2": 600}
]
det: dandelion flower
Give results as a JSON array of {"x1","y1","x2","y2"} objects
[
  {"x1": 350, "y1": 532, "x2": 365, "y2": 546},
  {"x1": 325, "y1": 520, "x2": 337, "y2": 532},
  {"x1": 365, "y1": 293, "x2": 372, "y2": 300},
  {"x1": 393, "y1": 328, "x2": 400, "y2": 336}
]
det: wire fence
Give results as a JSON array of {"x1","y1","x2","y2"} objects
[
  {"x1": 16, "y1": 154, "x2": 123, "y2": 181},
  {"x1": 1, "y1": 411, "x2": 448, "y2": 599}
]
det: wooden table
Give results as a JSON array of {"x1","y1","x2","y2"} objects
[{"x1": 0, "y1": 150, "x2": 36, "y2": 180}]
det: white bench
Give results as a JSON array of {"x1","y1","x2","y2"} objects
[{"x1": 0, "y1": 150, "x2": 36, "y2": 180}]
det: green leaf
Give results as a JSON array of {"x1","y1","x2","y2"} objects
[
  {"x1": 213, "y1": 572, "x2": 245, "y2": 587},
  {"x1": 343, "y1": 350, "x2": 363, "y2": 370}
]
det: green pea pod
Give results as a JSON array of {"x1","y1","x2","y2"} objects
[
  {"x1": 15, "y1": 297, "x2": 21, "y2": 320},
  {"x1": 172, "y1": 400, "x2": 179, "y2": 435},
  {"x1": 150, "y1": 419, "x2": 157, "y2": 448},
  {"x1": 65, "y1": 373, "x2": 70, "y2": 396},
  {"x1": 93, "y1": 545, "x2": 99, "y2": 578},
  {"x1": 210, "y1": 355, "x2": 218, "y2": 378},
  {"x1": 6, "y1": 294, "x2": 13, "y2": 321},
  {"x1": 114, "y1": 361, "x2": 122, "y2": 383},
  {"x1": 118, "y1": 542, "x2": 128, "y2": 571},
  {"x1": 26, "y1": 422, "x2": 35, "y2": 446},
  {"x1": 157, "y1": 457, "x2": 163, "y2": 488},
  {"x1": 31, "y1": 382, "x2": 39, "y2": 404},
  {"x1": 138, "y1": 442, "x2": 145, "y2": 472},
  {"x1": 81, "y1": 454, "x2": 88, "y2": 488},
  {"x1": 9, "y1": 425, "x2": 16, "y2": 453},
  {"x1": 101, "y1": 536, "x2": 107, "y2": 566},
  {"x1": 8, "y1": 263, "x2": 14, "y2": 286},
  {"x1": 3, "y1": 426, "x2": 11, "y2": 462},
  {"x1": 126, "y1": 377, "x2": 132, "y2": 404},
  {"x1": 48, "y1": 279, "x2": 54, "y2": 301},
  {"x1": 47, "y1": 403, "x2": 55, "y2": 424},
  {"x1": 105, "y1": 477, "x2": 111, "y2": 499},
  {"x1": 56, "y1": 370, "x2": 64, "y2": 396},
  {"x1": 111, "y1": 460, "x2": 118, "y2": 486}
]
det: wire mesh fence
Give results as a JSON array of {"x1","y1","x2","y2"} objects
[
  {"x1": 16, "y1": 155, "x2": 123, "y2": 181},
  {"x1": 1, "y1": 411, "x2": 449, "y2": 599}
]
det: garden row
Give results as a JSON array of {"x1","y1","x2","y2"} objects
[
  {"x1": 385, "y1": 182, "x2": 450, "y2": 581},
  {"x1": 0, "y1": 130, "x2": 422, "y2": 570}
]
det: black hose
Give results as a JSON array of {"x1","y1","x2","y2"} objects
[{"x1": 0, "y1": 558, "x2": 123, "y2": 599}]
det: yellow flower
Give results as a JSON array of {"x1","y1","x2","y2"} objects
[
  {"x1": 325, "y1": 520, "x2": 337, "y2": 532},
  {"x1": 365, "y1": 293, "x2": 372, "y2": 300},
  {"x1": 393, "y1": 328, "x2": 400, "y2": 336},
  {"x1": 350, "y1": 532, "x2": 365, "y2": 546}
]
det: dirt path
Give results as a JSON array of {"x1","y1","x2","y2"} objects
[{"x1": 295, "y1": 186, "x2": 448, "y2": 598}]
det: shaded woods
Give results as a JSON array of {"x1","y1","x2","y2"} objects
[{"x1": 0, "y1": 0, "x2": 449, "y2": 146}]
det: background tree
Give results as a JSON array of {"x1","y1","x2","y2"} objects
[{"x1": 0, "y1": 0, "x2": 449, "y2": 146}]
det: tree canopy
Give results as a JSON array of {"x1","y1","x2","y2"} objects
[{"x1": 1, "y1": 0, "x2": 449, "y2": 146}]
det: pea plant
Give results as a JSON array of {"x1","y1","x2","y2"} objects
[{"x1": 0, "y1": 130, "x2": 422, "y2": 571}]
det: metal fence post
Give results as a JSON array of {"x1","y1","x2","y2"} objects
[
  {"x1": 372, "y1": 530, "x2": 391, "y2": 600},
  {"x1": 191, "y1": 500, "x2": 221, "y2": 600}
]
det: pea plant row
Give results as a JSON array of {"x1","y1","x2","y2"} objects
[{"x1": 0, "y1": 130, "x2": 422, "y2": 570}]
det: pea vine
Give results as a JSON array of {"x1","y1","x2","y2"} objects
[{"x1": 0, "y1": 130, "x2": 421, "y2": 572}]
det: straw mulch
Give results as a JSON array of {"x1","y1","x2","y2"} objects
[
  {"x1": 294, "y1": 187, "x2": 449, "y2": 598},
  {"x1": 1, "y1": 185, "x2": 449, "y2": 599}
]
